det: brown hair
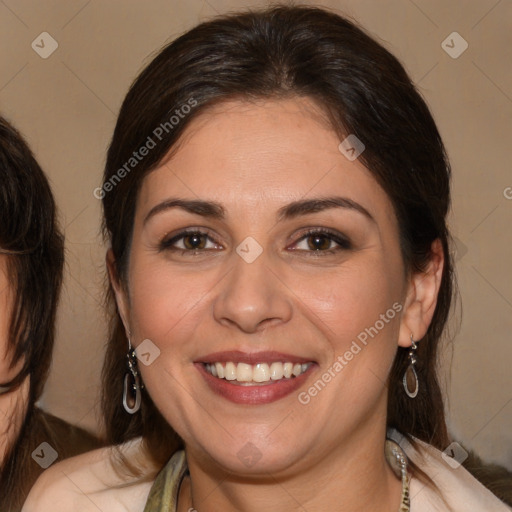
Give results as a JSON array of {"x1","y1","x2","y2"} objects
[
  {"x1": 0, "y1": 116, "x2": 65, "y2": 509},
  {"x1": 101, "y1": 4, "x2": 453, "y2": 472}
]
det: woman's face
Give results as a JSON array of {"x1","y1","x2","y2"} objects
[{"x1": 113, "y1": 97, "x2": 438, "y2": 476}]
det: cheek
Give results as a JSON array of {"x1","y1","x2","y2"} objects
[
  {"x1": 127, "y1": 258, "x2": 218, "y2": 349},
  {"x1": 294, "y1": 266, "x2": 403, "y2": 415},
  {"x1": 294, "y1": 256, "x2": 403, "y2": 346}
]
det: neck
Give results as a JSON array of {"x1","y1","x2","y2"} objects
[
  {"x1": 0, "y1": 377, "x2": 29, "y2": 466},
  {"x1": 180, "y1": 414, "x2": 403, "y2": 512}
]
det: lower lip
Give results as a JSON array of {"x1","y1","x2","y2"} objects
[{"x1": 196, "y1": 363, "x2": 314, "y2": 405}]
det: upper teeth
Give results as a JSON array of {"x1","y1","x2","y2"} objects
[{"x1": 205, "y1": 362, "x2": 311, "y2": 383}]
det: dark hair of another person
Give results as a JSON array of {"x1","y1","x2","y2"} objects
[
  {"x1": 0, "y1": 116, "x2": 65, "y2": 510},
  {"x1": 101, "y1": 5, "x2": 454, "y2": 483}
]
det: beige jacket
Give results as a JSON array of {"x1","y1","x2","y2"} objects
[{"x1": 388, "y1": 430, "x2": 512, "y2": 511}]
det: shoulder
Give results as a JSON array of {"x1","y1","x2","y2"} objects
[
  {"x1": 391, "y1": 431, "x2": 512, "y2": 511},
  {"x1": 38, "y1": 409, "x2": 102, "y2": 457},
  {"x1": 22, "y1": 437, "x2": 156, "y2": 512}
]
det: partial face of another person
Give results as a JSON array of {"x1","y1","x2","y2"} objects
[
  {"x1": 0, "y1": 254, "x2": 25, "y2": 465},
  {"x1": 0, "y1": 255, "x2": 15, "y2": 384},
  {"x1": 112, "y1": 97, "x2": 438, "y2": 476}
]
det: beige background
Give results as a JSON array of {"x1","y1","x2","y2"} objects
[{"x1": 0, "y1": 0, "x2": 511, "y2": 470}]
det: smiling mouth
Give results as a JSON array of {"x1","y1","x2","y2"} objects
[{"x1": 203, "y1": 361, "x2": 313, "y2": 385}]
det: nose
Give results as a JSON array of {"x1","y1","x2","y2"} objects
[{"x1": 212, "y1": 253, "x2": 293, "y2": 334}]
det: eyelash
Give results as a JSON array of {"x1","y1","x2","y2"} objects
[
  {"x1": 290, "y1": 228, "x2": 352, "y2": 255},
  {"x1": 159, "y1": 228, "x2": 221, "y2": 256},
  {"x1": 159, "y1": 227, "x2": 352, "y2": 257}
]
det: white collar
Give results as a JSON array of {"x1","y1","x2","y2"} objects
[{"x1": 388, "y1": 429, "x2": 511, "y2": 511}]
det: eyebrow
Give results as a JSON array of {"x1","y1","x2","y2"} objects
[
  {"x1": 143, "y1": 196, "x2": 374, "y2": 225},
  {"x1": 144, "y1": 199, "x2": 225, "y2": 225},
  {"x1": 277, "y1": 197, "x2": 375, "y2": 223}
]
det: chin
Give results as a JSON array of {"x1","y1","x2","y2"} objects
[{"x1": 189, "y1": 432, "x2": 312, "y2": 478}]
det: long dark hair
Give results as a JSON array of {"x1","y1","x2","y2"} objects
[
  {"x1": 0, "y1": 116, "x2": 65, "y2": 510},
  {"x1": 101, "y1": 4, "x2": 453, "y2": 473}
]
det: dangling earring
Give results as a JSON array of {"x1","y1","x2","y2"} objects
[
  {"x1": 122, "y1": 339, "x2": 143, "y2": 414},
  {"x1": 403, "y1": 334, "x2": 419, "y2": 398}
]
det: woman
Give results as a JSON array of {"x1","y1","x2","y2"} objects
[
  {"x1": 24, "y1": 5, "x2": 511, "y2": 511},
  {"x1": 0, "y1": 116, "x2": 100, "y2": 511}
]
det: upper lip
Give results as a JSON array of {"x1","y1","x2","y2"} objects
[{"x1": 195, "y1": 350, "x2": 314, "y2": 365}]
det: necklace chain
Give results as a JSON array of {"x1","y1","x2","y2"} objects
[{"x1": 385, "y1": 439, "x2": 411, "y2": 511}]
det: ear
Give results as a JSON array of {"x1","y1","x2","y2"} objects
[
  {"x1": 106, "y1": 249, "x2": 131, "y2": 337},
  {"x1": 398, "y1": 239, "x2": 444, "y2": 347}
]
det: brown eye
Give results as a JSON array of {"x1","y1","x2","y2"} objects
[
  {"x1": 182, "y1": 233, "x2": 207, "y2": 250},
  {"x1": 159, "y1": 229, "x2": 222, "y2": 253},
  {"x1": 306, "y1": 234, "x2": 332, "y2": 251},
  {"x1": 290, "y1": 228, "x2": 352, "y2": 254}
]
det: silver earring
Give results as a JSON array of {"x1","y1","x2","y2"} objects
[
  {"x1": 122, "y1": 339, "x2": 143, "y2": 414},
  {"x1": 403, "y1": 334, "x2": 419, "y2": 398}
]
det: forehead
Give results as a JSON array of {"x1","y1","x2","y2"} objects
[{"x1": 137, "y1": 97, "x2": 394, "y2": 221}]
